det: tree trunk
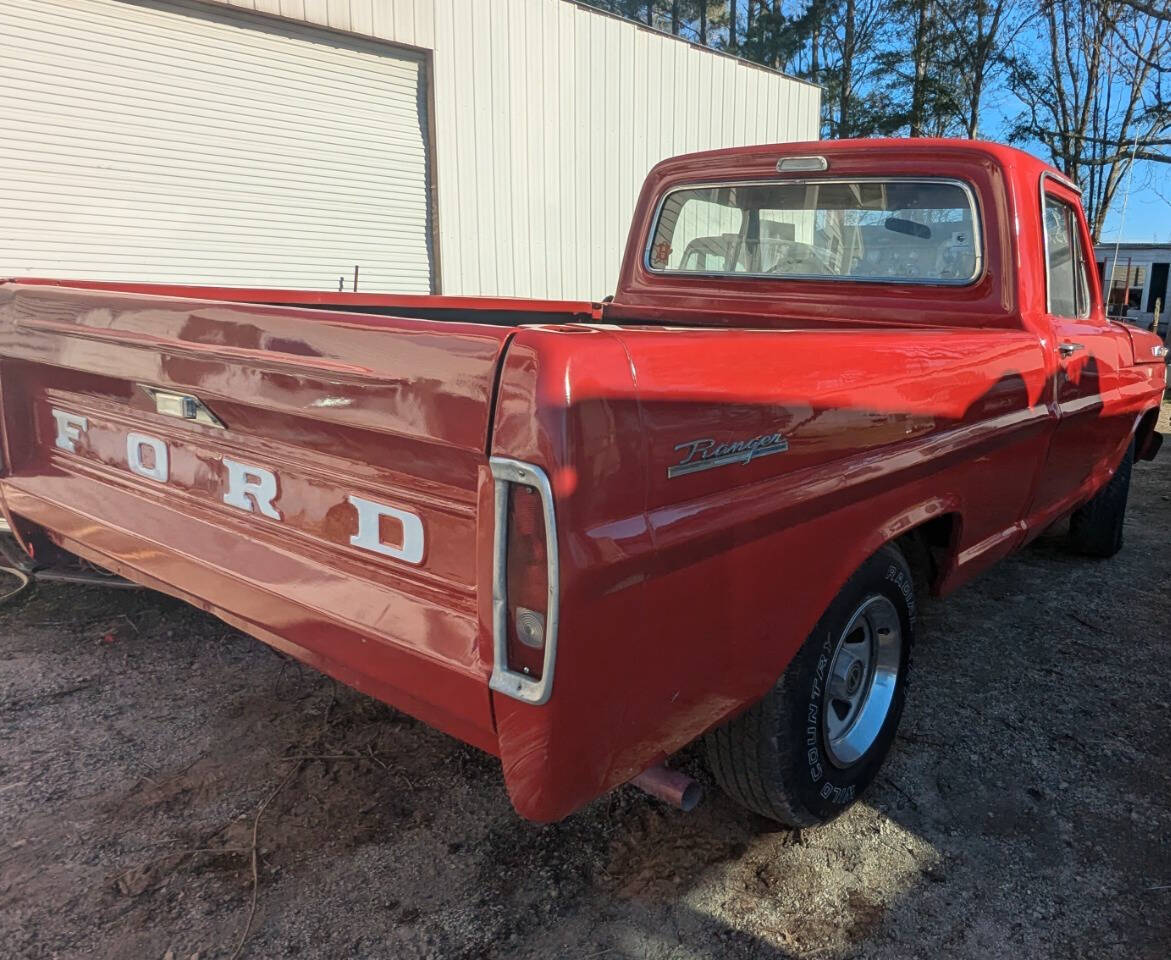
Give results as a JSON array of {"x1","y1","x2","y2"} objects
[
  {"x1": 839, "y1": 0, "x2": 855, "y2": 137},
  {"x1": 729, "y1": 0, "x2": 738, "y2": 50},
  {"x1": 671, "y1": 0, "x2": 680, "y2": 33},
  {"x1": 809, "y1": 1, "x2": 821, "y2": 85},
  {"x1": 966, "y1": 49, "x2": 983, "y2": 139},
  {"x1": 646, "y1": 2, "x2": 654, "y2": 26},
  {"x1": 909, "y1": 0, "x2": 931, "y2": 137},
  {"x1": 699, "y1": 1, "x2": 708, "y2": 43}
]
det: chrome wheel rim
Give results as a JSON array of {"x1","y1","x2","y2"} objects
[{"x1": 821, "y1": 594, "x2": 902, "y2": 769}]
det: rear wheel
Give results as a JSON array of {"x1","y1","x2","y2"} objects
[
  {"x1": 1069, "y1": 441, "x2": 1133, "y2": 558},
  {"x1": 705, "y1": 544, "x2": 914, "y2": 827}
]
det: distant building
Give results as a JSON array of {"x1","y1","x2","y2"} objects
[{"x1": 1093, "y1": 242, "x2": 1170, "y2": 334}]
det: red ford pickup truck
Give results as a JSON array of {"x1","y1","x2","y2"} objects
[{"x1": 1, "y1": 140, "x2": 1165, "y2": 826}]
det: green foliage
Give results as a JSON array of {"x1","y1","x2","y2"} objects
[
  {"x1": 578, "y1": 0, "x2": 1005, "y2": 139},
  {"x1": 740, "y1": 3, "x2": 806, "y2": 68},
  {"x1": 576, "y1": 0, "x2": 1163, "y2": 214}
]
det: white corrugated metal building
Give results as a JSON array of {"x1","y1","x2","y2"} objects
[
  {"x1": 0, "y1": 0, "x2": 820, "y2": 299},
  {"x1": 1092, "y1": 242, "x2": 1170, "y2": 334}
]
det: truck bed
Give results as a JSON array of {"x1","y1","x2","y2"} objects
[{"x1": 0, "y1": 279, "x2": 528, "y2": 753}]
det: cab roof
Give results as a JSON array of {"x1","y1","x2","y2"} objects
[{"x1": 647, "y1": 138, "x2": 1075, "y2": 194}]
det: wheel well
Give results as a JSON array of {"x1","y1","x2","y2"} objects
[
  {"x1": 1135, "y1": 407, "x2": 1162, "y2": 462},
  {"x1": 894, "y1": 513, "x2": 959, "y2": 597}
]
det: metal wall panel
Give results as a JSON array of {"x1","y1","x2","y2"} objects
[
  {"x1": 211, "y1": 0, "x2": 820, "y2": 298},
  {"x1": 474, "y1": 0, "x2": 817, "y2": 298},
  {"x1": 6, "y1": 0, "x2": 820, "y2": 299},
  {"x1": 0, "y1": 0, "x2": 435, "y2": 291}
]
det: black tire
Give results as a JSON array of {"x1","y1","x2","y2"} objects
[
  {"x1": 1069, "y1": 441, "x2": 1133, "y2": 558},
  {"x1": 704, "y1": 544, "x2": 914, "y2": 827}
]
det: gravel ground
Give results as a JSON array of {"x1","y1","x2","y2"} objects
[{"x1": 1, "y1": 402, "x2": 1169, "y2": 960}]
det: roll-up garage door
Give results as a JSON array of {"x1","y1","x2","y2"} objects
[{"x1": 0, "y1": 0, "x2": 435, "y2": 292}]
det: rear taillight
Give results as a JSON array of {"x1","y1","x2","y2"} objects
[
  {"x1": 489, "y1": 457, "x2": 559, "y2": 705},
  {"x1": 505, "y1": 484, "x2": 548, "y2": 679}
]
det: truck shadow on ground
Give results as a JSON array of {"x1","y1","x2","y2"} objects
[
  {"x1": 3, "y1": 466, "x2": 1170, "y2": 960},
  {"x1": 1, "y1": 397, "x2": 1168, "y2": 960}
]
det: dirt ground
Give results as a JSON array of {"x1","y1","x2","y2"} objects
[{"x1": 2, "y1": 403, "x2": 1169, "y2": 960}]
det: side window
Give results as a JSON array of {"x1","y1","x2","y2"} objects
[{"x1": 1044, "y1": 195, "x2": 1091, "y2": 318}]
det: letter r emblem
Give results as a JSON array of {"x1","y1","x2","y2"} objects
[{"x1": 222, "y1": 458, "x2": 282, "y2": 520}]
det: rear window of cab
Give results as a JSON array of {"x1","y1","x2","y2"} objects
[{"x1": 646, "y1": 179, "x2": 983, "y2": 285}]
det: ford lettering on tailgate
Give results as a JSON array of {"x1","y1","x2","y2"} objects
[{"x1": 49, "y1": 404, "x2": 425, "y2": 566}]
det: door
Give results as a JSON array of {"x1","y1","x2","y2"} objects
[
  {"x1": 1032, "y1": 179, "x2": 1134, "y2": 514},
  {"x1": 0, "y1": 0, "x2": 435, "y2": 292},
  {"x1": 1147, "y1": 262, "x2": 1169, "y2": 318}
]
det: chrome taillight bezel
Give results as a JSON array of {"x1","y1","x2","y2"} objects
[{"x1": 488, "y1": 457, "x2": 559, "y2": 705}]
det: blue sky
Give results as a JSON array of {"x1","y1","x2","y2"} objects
[
  {"x1": 1097, "y1": 165, "x2": 1171, "y2": 245},
  {"x1": 959, "y1": 16, "x2": 1170, "y2": 245},
  {"x1": 981, "y1": 81, "x2": 1169, "y2": 244}
]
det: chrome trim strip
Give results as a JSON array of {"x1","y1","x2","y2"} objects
[
  {"x1": 488, "y1": 457, "x2": 560, "y2": 706},
  {"x1": 1039, "y1": 172, "x2": 1054, "y2": 316},
  {"x1": 643, "y1": 176, "x2": 985, "y2": 287},
  {"x1": 1043, "y1": 169, "x2": 1082, "y2": 195}
]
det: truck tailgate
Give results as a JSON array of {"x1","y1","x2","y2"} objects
[{"x1": 0, "y1": 283, "x2": 510, "y2": 751}]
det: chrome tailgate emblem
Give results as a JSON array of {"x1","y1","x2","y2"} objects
[
  {"x1": 140, "y1": 386, "x2": 225, "y2": 429},
  {"x1": 668, "y1": 431, "x2": 789, "y2": 478}
]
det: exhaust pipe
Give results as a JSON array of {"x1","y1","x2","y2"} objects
[{"x1": 629, "y1": 765, "x2": 703, "y2": 812}]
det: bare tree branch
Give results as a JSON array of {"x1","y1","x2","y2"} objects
[
  {"x1": 1114, "y1": 0, "x2": 1171, "y2": 22},
  {"x1": 1012, "y1": 0, "x2": 1171, "y2": 238}
]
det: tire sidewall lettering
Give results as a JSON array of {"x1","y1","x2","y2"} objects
[
  {"x1": 804, "y1": 631, "x2": 833, "y2": 786},
  {"x1": 794, "y1": 554, "x2": 912, "y2": 816},
  {"x1": 884, "y1": 563, "x2": 916, "y2": 620}
]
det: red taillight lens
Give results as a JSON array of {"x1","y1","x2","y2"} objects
[{"x1": 505, "y1": 485, "x2": 548, "y2": 679}]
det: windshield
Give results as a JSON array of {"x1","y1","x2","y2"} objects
[{"x1": 647, "y1": 179, "x2": 981, "y2": 284}]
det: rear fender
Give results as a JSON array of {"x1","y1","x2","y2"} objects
[
  {"x1": 490, "y1": 357, "x2": 972, "y2": 822},
  {"x1": 487, "y1": 325, "x2": 651, "y2": 822},
  {"x1": 488, "y1": 324, "x2": 1049, "y2": 821}
]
